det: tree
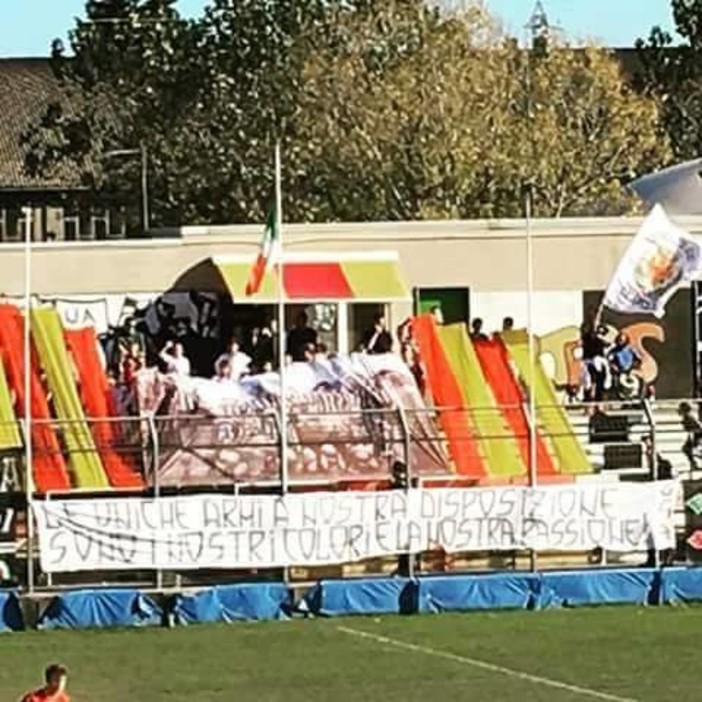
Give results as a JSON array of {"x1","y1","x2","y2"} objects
[
  {"x1": 25, "y1": 0, "x2": 670, "y2": 226},
  {"x1": 636, "y1": 0, "x2": 702, "y2": 161},
  {"x1": 507, "y1": 45, "x2": 669, "y2": 217},
  {"x1": 177, "y1": 0, "x2": 335, "y2": 224},
  {"x1": 296, "y1": 9, "x2": 670, "y2": 219},
  {"x1": 23, "y1": 0, "x2": 204, "y2": 228},
  {"x1": 24, "y1": 0, "x2": 336, "y2": 227}
]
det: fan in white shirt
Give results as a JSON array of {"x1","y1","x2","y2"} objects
[
  {"x1": 215, "y1": 339, "x2": 251, "y2": 380},
  {"x1": 213, "y1": 357, "x2": 233, "y2": 383},
  {"x1": 160, "y1": 341, "x2": 191, "y2": 376}
]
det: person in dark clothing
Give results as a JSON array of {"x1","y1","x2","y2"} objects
[
  {"x1": 643, "y1": 436, "x2": 673, "y2": 480},
  {"x1": 580, "y1": 322, "x2": 610, "y2": 401},
  {"x1": 362, "y1": 313, "x2": 393, "y2": 354},
  {"x1": 642, "y1": 438, "x2": 675, "y2": 567},
  {"x1": 392, "y1": 461, "x2": 419, "y2": 576},
  {"x1": 470, "y1": 318, "x2": 488, "y2": 341},
  {"x1": 679, "y1": 401, "x2": 702, "y2": 469},
  {"x1": 286, "y1": 312, "x2": 317, "y2": 362},
  {"x1": 249, "y1": 323, "x2": 275, "y2": 371},
  {"x1": 581, "y1": 323, "x2": 606, "y2": 359}
]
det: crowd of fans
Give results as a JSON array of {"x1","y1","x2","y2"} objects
[
  {"x1": 105, "y1": 307, "x2": 654, "y2": 410},
  {"x1": 100, "y1": 307, "x2": 702, "y2": 475},
  {"x1": 106, "y1": 311, "x2": 417, "y2": 404}
]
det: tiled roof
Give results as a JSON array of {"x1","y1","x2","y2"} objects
[{"x1": 0, "y1": 58, "x2": 84, "y2": 191}]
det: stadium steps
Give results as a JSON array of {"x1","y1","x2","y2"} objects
[
  {"x1": 563, "y1": 403, "x2": 692, "y2": 543},
  {"x1": 562, "y1": 406, "x2": 660, "y2": 475},
  {"x1": 562, "y1": 403, "x2": 692, "y2": 480}
]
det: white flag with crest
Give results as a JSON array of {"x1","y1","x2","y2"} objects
[{"x1": 603, "y1": 204, "x2": 702, "y2": 317}]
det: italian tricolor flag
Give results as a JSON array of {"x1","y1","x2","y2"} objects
[{"x1": 246, "y1": 207, "x2": 280, "y2": 296}]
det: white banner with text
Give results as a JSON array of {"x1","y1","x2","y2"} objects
[{"x1": 33, "y1": 482, "x2": 679, "y2": 572}]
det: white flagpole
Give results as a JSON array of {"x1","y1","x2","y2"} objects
[
  {"x1": 274, "y1": 142, "x2": 288, "y2": 493},
  {"x1": 22, "y1": 206, "x2": 35, "y2": 593},
  {"x1": 525, "y1": 186, "x2": 537, "y2": 486},
  {"x1": 525, "y1": 186, "x2": 539, "y2": 576}
]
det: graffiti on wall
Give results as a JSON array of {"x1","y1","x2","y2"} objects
[
  {"x1": 471, "y1": 289, "x2": 689, "y2": 398},
  {"x1": 539, "y1": 322, "x2": 666, "y2": 389}
]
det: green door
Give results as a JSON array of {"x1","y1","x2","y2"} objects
[{"x1": 415, "y1": 287, "x2": 470, "y2": 325}]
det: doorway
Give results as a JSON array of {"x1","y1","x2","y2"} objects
[{"x1": 414, "y1": 286, "x2": 470, "y2": 325}]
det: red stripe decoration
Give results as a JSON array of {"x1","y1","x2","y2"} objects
[
  {"x1": 282, "y1": 263, "x2": 353, "y2": 299},
  {"x1": 245, "y1": 253, "x2": 267, "y2": 296}
]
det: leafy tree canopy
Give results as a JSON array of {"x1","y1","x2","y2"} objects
[
  {"x1": 636, "y1": 0, "x2": 702, "y2": 162},
  {"x1": 24, "y1": 0, "x2": 670, "y2": 227}
]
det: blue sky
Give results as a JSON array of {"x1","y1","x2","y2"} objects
[
  {"x1": 486, "y1": 0, "x2": 676, "y2": 46},
  {"x1": 0, "y1": 0, "x2": 677, "y2": 57}
]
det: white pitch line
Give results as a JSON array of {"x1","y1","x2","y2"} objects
[{"x1": 337, "y1": 626, "x2": 640, "y2": 702}]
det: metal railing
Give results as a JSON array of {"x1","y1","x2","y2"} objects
[{"x1": 0, "y1": 397, "x2": 694, "y2": 592}]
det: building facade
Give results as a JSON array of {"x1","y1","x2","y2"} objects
[
  {"x1": 0, "y1": 215, "x2": 699, "y2": 399},
  {"x1": 0, "y1": 58, "x2": 126, "y2": 242}
]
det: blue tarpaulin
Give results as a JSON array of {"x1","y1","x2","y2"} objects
[
  {"x1": 660, "y1": 567, "x2": 702, "y2": 604},
  {"x1": 0, "y1": 591, "x2": 22, "y2": 632},
  {"x1": 174, "y1": 583, "x2": 292, "y2": 624},
  {"x1": 418, "y1": 573, "x2": 538, "y2": 613},
  {"x1": 303, "y1": 569, "x2": 672, "y2": 617},
  {"x1": 537, "y1": 569, "x2": 658, "y2": 608},
  {"x1": 10, "y1": 567, "x2": 702, "y2": 631},
  {"x1": 38, "y1": 589, "x2": 162, "y2": 630},
  {"x1": 304, "y1": 578, "x2": 416, "y2": 617}
]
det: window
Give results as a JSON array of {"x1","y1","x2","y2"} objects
[
  {"x1": 60, "y1": 208, "x2": 80, "y2": 241},
  {"x1": 1, "y1": 208, "x2": 20, "y2": 241},
  {"x1": 348, "y1": 303, "x2": 385, "y2": 353},
  {"x1": 12, "y1": 209, "x2": 28, "y2": 242},
  {"x1": 44, "y1": 206, "x2": 63, "y2": 241},
  {"x1": 285, "y1": 303, "x2": 338, "y2": 355},
  {"x1": 90, "y1": 208, "x2": 109, "y2": 240},
  {"x1": 108, "y1": 207, "x2": 127, "y2": 239}
]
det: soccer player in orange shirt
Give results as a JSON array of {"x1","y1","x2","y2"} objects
[{"x1": 20, "y1": 664, "x2": 70, "y2": 702}]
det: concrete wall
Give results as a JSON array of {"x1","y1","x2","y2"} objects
[
  {"x1": 0, "y1": 214, "x2": 694, "y2": 397},
  {"x1": 4, "y1": 215, "x2": 702, "y2": 297}
]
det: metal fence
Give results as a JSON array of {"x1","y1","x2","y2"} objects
[{"x1": 0, "y1": 398, "x2": 694, "y2": 592}]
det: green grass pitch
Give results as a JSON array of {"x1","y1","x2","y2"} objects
[{"x1": 0, "y1": 607, "x2": 696, "y2": 701}]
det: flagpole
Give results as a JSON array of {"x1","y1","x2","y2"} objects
[
  {"x1": 525, "y1": 186, "x2": 538, "y2": 487},
  {"x1": 593, "y1": 299, "x2": 605, "y2": 328},
  {"x1": 274, "y1": 141, "x2": 288, "y2": 494},
  {"x1": 523, "y1": 41, "x2": 538, "y2": 504},
  {"x1": 22, "y1": 206, "x2": 35, "y2": 593},
  {"x1": 525, "y1": 184, "x2": 539, "y2": 575}
]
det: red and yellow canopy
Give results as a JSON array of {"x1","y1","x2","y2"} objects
[{"x1": 212, "y1": 253, "x2": 410, "y2": 303}]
